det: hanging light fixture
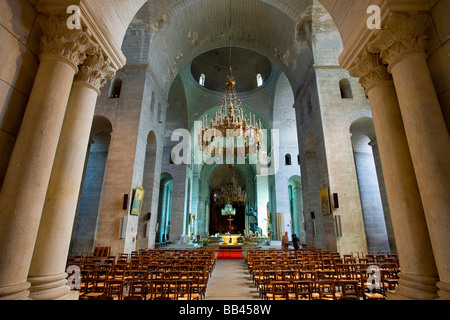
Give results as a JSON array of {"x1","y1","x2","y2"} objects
[
  {"x1": 214, "y1": 170, "x2": 247, "y2": 206},
  {"x1": 198, "y1": 0, "x2": 263, "y2": 158},
  {"x1": 221, "y1": 203, "x2": 236, "y2": 216}
]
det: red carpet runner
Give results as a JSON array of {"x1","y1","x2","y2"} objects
[
  {"x1": 217, "y1": 251, "x2": 245, "y2": 260},
  {"x1": 217, "y1": 246, "x2": 244, "y2": 259}
]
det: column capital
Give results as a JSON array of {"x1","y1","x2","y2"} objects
[
  {"x1": 37, "y1": 13, "x2": 98, "y2": 73},
  {"x1": 75, "y1": 51, "x2": 117, "y2": 94},
  {"x1": 349, "y1": 49, "x2": 392, "y2": 90},
  {"x1": 367, "y1": 13, "x2": 431, "y2": 69}
]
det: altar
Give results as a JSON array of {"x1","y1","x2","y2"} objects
[{"x1": 220, "y1": 234, "x2": 241, "y2": 245}]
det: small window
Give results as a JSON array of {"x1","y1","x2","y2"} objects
[
  {"x1": 285, "y1": 154, "x2": 292, "y2": 166},
  {"x1": 199, "y1": 74, "x2": 205, "y2": 86},
  {"x1": 339, "y1": 79, "x2": 353, "y2": 99},
  {"x1": 256, "y1": 74, "x2": 263, "y2": 87},
  {"x1": 109, "y1": 78, "x2": 122, "y2": 99},
  {"x1": 307, "y1": 92, "x2": 312, "y2": 115},
  {"x1": 157, "y1": 103, "x2": 163, "y2": 123},
  {"x1": 298, "y1": 104, "x2": 305, "y2": 125}
]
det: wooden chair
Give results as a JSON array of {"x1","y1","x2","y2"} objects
[
  {"x1": 312, "y1": 280, "x2": 337, "y2": 300},
  {"x1": 128, "y1": 280, "x2": 148, "y2": 300},
  {"x1": 259, "y1": 270, "x2": 276, "y2": 299},
  {"x1": 339, "y1": 280, "x2": 360, "y2": 300},
  {"x1": 84, "y1": 269, "x2": 110, "y2": 298},
  {"x1": 381, "y1": 267, "x2": 399, "y2": 294},
  {"x1": 267, "y1": 281, "x2": 291, "y2": 300},
  {"x1": 299, "y1": 270, "x2": 316, "y2": 281},
  {"x1": 148, "y1": 280, "x2": 170, "y2": 300},
  {"x1": 292, "y1": 280, "x2": 313, "y2": 300},
  {"x1": 172, "y1": 280, "x2": 199, "y2": 300},
  {"x1": 105, "y1": 279, "x2": 124, "y2": 300},
  {"x1": 360, "y1": 272, "x2": 385, "y2": 300},
  {"x1": 78, "y1": 270, "x2": 92, "y2": 300},
  {"x1": 187, "y1": 271, "x2": 204, "y2": 300}
]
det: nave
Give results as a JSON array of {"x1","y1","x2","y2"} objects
[{"x1": 67, "y1": 246, "x2": 399, "y2": 301}]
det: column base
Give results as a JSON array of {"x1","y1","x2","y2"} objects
[
  {"x1": 56, "y1": 290, "x2": 80, "y2": 300},
  {"x1": 0, "y1": 281, "x2": 31, "y2": 300},
  {"x1": 386, "y1": 272, "x2": 438, "y2": 300},
  {"x1": 28, "y1": 273, "x2": 70, "y2": 300},
  {"x1": 436, "y1": 281, "x2": 450, "y2": 300}
]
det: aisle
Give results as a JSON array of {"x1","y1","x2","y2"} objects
[{"x1": 204, "y1": 259, "x2": 260, "y2": 300}]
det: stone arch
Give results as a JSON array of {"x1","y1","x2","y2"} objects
[
  {"x1": 137, "y1": 131, "x2": 159, "y2": 249},
  {"x1": 198, "y1": 163, "x2": 256, "y2": 236},
  {"x1": 156, "y1": 173, "x2": 174, "y2": 243},
  {"x1": 288, "y1": 175, "x2": 304, "y2": 243},
  {"x1": 70, "y1": 116, "x2": 113, "y2": 255},
  {"x1": 350, "y1": 117, "x2": 395, "y2": 253}
]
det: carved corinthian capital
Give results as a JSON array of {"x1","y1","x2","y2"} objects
[
  {"x1": 349, "y1": 49, "x2": 392, "y2": 90},
  {"x1": 37, "y1": 13, "x2": 99, "y2": 72},
  {"x1": 367, "y1": 13, "x2": 431, "y2": 68},
  {"x1": 76, "y1": 51, "x2": 117, "y2": 93}
]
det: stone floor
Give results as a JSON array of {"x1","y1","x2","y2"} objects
[{"x1": 204, "y1": 259, "x2": 261, "y2": 300}]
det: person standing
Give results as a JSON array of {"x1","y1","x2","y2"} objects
[
  {"x1": 292, "y1": 234, "x2": 300, "y2": 250},
  {"x1": 282, "y1": 232, "x2": 289, "y2": 251}
]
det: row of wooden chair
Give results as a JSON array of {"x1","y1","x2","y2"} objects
[
  {"x1": 266, "y1": 279, "x2": 362, "y2": 300},
  {"x1": 67, "y1": 249, "x2": 216, "y2": 300},
  {"x1": 246, "y1": 249, "x2": 400, "y2": 300}
]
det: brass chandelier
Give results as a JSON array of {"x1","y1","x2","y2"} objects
[
  {"x1": 198, "y1": 0, "x2": 263, "y2": 158},
  {"x1": 214, "y1": 172, "x2": 247, "y2": 206}
]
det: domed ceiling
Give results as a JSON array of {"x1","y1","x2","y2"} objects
[{"x1": 191, "y1": 47, "x2": 272, "y2": 92}]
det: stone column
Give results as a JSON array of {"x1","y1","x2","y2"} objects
[
  {"x1": 27, "y1": 51, "x2": 116, "y2": 300},
  {"x1": 350, "y1": 49, "x2": 439, "y2": 300},
  {"x1": 0, "y1": 14, "x2": 96, "y2": 300},
  {"x1": 368, "y1": 13, "x2": 450, "y2": 300}
]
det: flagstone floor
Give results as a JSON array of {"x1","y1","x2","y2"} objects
[{"x1": 204, "y1": 258, "x2": 261, "y2": 300}]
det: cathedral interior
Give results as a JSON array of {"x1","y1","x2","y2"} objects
[{"x1": 0, "y1": 0, "x2": 449, "y2": 301}]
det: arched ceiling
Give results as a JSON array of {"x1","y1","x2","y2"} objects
[
  {"x1": 190, "y1": 47, "x2": 272, "y2": 93},
  {"x1": 123, "y1": 0, "x2": 317, "y2": 98}
]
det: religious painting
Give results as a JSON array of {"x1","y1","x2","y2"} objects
[
  {"x1": 131, "y1": 187, "x2": 145, "y2": 216},
  {"x1": 319, "y1": 184, "x2": 331, "y2": 216}
]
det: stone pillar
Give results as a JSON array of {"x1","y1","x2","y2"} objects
[
  {"x1": 368, "y1": 13, "x2": 450, "y2": 300},
  {"x1": 27, "y1": 51, "x2": 116, "y2": 300},
  {"x1": 350, "y1": 49, "x2": 439, "y2": 300},
  {"x1": 0, "y1": 14, "x2": 96, "y2": 300}
]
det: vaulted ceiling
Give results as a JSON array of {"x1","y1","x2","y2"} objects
[{"x1": 122, "y1": 0, "x2": 319, "y2": 97}]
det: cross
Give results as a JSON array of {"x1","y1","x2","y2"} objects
[{"x1": 227, "y1": 215, "x2": 233, "y2": 233}]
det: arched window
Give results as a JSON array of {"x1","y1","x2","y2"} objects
[
  {"x1": 109, "y1": 78, "x2": 122, "y2": 99},
  {"x1": 285, "y1": 154, "x2": 292, "y2": 166},
  {"x1": 256, "y1": 74, "x2": 263, "y2": 87},
  {"x1": 339, "y1": 78, "x2": 353, "y2": 99},
  {"x1": 199, "y1": 74, "x2": 205, "y2": 86}
]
